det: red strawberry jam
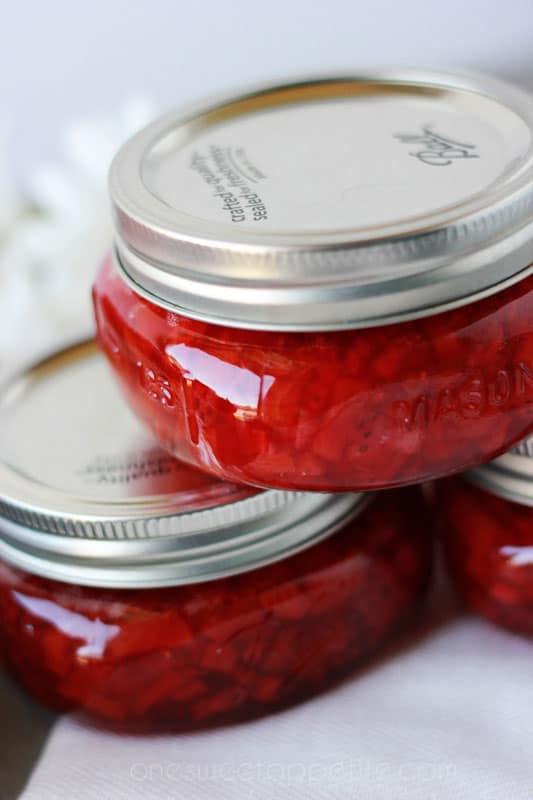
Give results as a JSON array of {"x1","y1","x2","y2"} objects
[
  {"x1": 437, "y1": 438, "x2": 533, "y2": 635},
  {"x1": 94, "y1": 255, "x2": 533, "y2": 492},
  {"x1": 0, "y1": 487, "x2": 431, "y2": 732}
]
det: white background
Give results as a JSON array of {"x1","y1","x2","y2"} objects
[{"x1": 2, "y1": 0, "x2": 533, "y2": 179}]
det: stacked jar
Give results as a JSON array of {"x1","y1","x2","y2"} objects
[
  {"x1": 2, "y1": 70, "x2": 533, "y2": 731},
  {"x1": 438, "y1": 439, "x2": 533, "y2": 635},
  {"x1": 0, "y1": 341, "x2": 431, "y2": 731}
]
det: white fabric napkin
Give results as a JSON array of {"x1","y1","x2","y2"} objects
[{"x1": 2, "y1": 565, "x2": 533, "y2": 800}]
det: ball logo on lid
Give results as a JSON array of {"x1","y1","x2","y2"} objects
[{"x1": 394, "y1": 124, "x2": 480, "y2": 167}]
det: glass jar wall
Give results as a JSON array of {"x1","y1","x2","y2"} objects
[
  {"x1": 437, "y1": 475, "x2": 533, "y2": 636},
  {"x1": 94, "y1": 256, "x2": 533, "y2": 492},
  {"x1": 0, "y1": 487, "x2": 431, "y2": 732}
]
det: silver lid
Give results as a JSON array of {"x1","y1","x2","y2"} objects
[
  {"x1": 0, "y1": 340, "x2": 365, "y2": 588},
  {"x1": 111, "y1": 70, "x2": 533, "y2": 331},
  {"x1": 465, "y1": 438, "x2": 533, "y2": 506}
]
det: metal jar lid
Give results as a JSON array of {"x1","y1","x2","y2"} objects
[
  {"x1": 465, "y1": 438, "x2": 533, "y2": 506},
  {"x1": 110, "y1": 70, "x2": 533, "y2": 332},
  {"x1": 0, "y1": 341, "x2": 365, "y2": 588}
]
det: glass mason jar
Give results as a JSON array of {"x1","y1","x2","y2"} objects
[
  {"x1": 0, "y1": 341, "x2": 432, "y2": 732},
  {"x1": 437, "y1": 438, "x2": 533, "y2": 635},
  {"x1": 94, "y1": 71, "x2": 533, "y2": 492}
]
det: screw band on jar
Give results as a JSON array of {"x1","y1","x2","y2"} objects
[{"x1": 464, "y1": 435, "x2": 533, "y2": 507}]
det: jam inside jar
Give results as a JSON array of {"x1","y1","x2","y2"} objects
[
  {"x1": 0, "y1": 486, "x2": 431, "y2": 733},
  {"x1": 437, "y1": 438, "x2": 533, "y2": 636},
  {"x1": 94, "y1": 257, "x2": 533, "y2": 492},
  {"x1": 95, "y1": 72, "x2": 533, "y2": 491}
]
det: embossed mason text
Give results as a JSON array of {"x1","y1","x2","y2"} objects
[{"x1": 393, "y1": 363, "x2": 533, "y2": 433}]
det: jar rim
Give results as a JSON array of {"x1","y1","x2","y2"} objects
[
  {"x1": 465, "y1": 437, "x2": 533, "y2": 507},
  {"x1": 0, "y1": 340, "x2": 366, "y2": 588},
  {"x1": 111, "y1": 70, "x2": 533, "y2": 331}
]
